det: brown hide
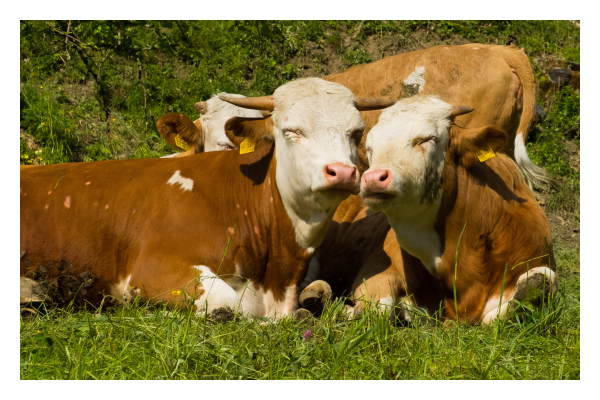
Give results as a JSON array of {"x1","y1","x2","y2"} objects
[
  {"x1": 317, "y1": 195, "x2": 445, "y2": 314},
  {"x1": 324, "y1": 43, "x2": 535, "y2": 173},
  {"x1": 20, "y1": 133, "x2": 312, "y2": 307},
  {"x1": 434, "y1": 125, "x2": 555, "y2": 322}
]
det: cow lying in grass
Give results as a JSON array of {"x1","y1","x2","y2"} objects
[
  {"x1": 301, "y1": 95, "x2": 556, "y2": 324},
  {"x1": 20, "y1": 78, "x2": 395, "y2": 319}
]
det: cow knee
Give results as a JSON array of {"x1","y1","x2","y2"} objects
[{"x1": 513, "y1": 266, "x2": 558, "y2": 307}]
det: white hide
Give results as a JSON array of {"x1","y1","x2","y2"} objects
[
  {"x1": 271, "y1": 78, "x2": 364, "y2": 250},
  {"x1": 192, "y1": 265, "x2": 298, "y2": 319},
  {"x1": 480, "y1": 266, "x2": 557, "y2": 325},
  {"x1": 403, "y1": 67, "x2": 426, "y2": 92},
  {"x1": 167, "y1": 170, "x2": 194, "y2": 192},
  {"x1": 515, "y1": 132, "x2": 548, "y2": 187}
]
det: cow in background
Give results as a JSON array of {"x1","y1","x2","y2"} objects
[
  {"x1": 325, "y1": 43, "x2": 545, "y2": 187},
  {"x1": 309, "y1": 95, "x2": 555, "y2": 324},
  {"x1": 157, "y1": 93, "x2": 266, "y2": 157},
  {"x1": 20, "y1": 78, "x2": 395, "y2": 319}
]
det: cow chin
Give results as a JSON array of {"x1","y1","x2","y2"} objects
[{"x1": 361, "y1": 190, "x2": 396, "y2": 211}]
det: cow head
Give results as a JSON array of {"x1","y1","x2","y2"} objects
[
  {"x1": 361, "y1": 95, "x2": 507, "y2": 216},
  {"x1": 157, "y1": 93, "x2": 265, "y2": 156},
  {"x1": 222, "y1": 78, "x2": 396, "y2": 248}
]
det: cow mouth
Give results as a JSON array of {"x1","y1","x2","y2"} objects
[{"x1": 361, "y1": 191, "x2": 396, "y2": 209}]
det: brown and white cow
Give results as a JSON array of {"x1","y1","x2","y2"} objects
[
  {"x1": 303, "y1": 95, "x2": 556, "y2": 324},
  {"x1": 20, "y1": 78, "x2": 395, "y2": 319},
  {"x1": 157, "y1": 93, "x2": 266, "y2": 157},
  {"x1": 324, "y1": 43, "x2": 545, "y2": 187}
]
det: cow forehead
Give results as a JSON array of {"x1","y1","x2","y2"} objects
[
  {"x1": 272, "y1": 78, "x2": 361, "y2": 128},
  {"x1": 203, "y1": 93, "x2": 263, "y2": 122},
  {"x1": 370, "y1": 96, "x2": 453, "y2": 142}
]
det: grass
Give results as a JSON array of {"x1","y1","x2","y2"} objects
[{"x1": 20, "y1": 243, "x2": 579, "y2": 380}]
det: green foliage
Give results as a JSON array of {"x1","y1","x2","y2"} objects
[
  {"x1": 20, "y1": 20, "x2": 580, "y2": 164},
  {"x1": 527, "y1": 87, "x2": 580, "y2": 212},
  {"x1": 20, "y1": 83, "x2": 79, "y2": 165},
  {"x1": 341, "y1": 46, "x2": 372, "y2": 67}
]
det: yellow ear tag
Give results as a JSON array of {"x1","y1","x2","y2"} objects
[
  {"x1": 476, "y1": 147, "x2": 496, "y2": 162},
  {"x1": 174, "y1": 134, "x2": 189, "y2": 151},
  {"x1": 129, "y1": 286, "x2": 135, "y2": 290},
  {"x1": 172, "y1": 290, "x2": 182, "y2": 296},
  {"x1": 240, "y1": 137, "x2": 255, "y2": 154}
]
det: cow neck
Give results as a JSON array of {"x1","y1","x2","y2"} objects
[
  {"x1": 433, "y1": 153, "x2": 544, "y2": 280},
  {"x1": 241, "y1": 149, "x2": 315, "y2": 292},
  {"x1": 273, "y1": 156, "x2": 336, "y2": 253},
  {"x1": 385, "y1": 199, "x2": 443, "y2": 279}
]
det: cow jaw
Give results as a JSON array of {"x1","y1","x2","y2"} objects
[{"x1": 271, "y1": 78, "x2": 363, "y2": 249}]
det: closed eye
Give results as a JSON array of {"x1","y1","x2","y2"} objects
[
  {"x1": 218, "y1": 141, "x2": 236, "y2": 151},
  {"x1": 412, "y1": 135, "x2": 437, "y2": 147},
  {"x1": 282, "y1": 129, "x2": 304, "y2": 140}
]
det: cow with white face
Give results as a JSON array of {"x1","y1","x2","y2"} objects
[
  {"x1": 359, "y1": 94, "x2": 556, "y2": 324},
  {"x1": 157, "y1": 93, "x2": 265, "y2": 157},
  {"x1": 21, "y1": 77, "x2": 396, "y2": 319},
  {"x1": 221, "y1": 79, "x2": 394, "y2": 250}
]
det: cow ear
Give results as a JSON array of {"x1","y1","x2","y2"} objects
[
  {"x1": 225, "y1": 116, "x2": 274, "y2": 147},
  {"x1": 156, "y1": 113, "x2": 204, "y2": 154},
  {"x1": 449, "y1": 125, "x2": 508, "y2": 167}
]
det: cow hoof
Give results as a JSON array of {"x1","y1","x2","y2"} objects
[
  {"x1": 295, "y1": 308, "x2": 314, "y2": 321},
  {"x1": 210, "y1": 306, "x2": 235, "y2": 323},
  {"x1": 511, "y1": 267, "x2": 558, "y2": 312},
  {"x1": 299, "y1": 280, "x2": 332, "y2": 313},
  {"x1": 20, "y1": 307, "x2": 38, "y2": 319}
]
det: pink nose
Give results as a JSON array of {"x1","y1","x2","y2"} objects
[
  {"x1": 323, "y1": 163, "x2": 359, "y2": 191},
  {"x1": 361, "y1": 169, "x2": 392, "y2": 194}
]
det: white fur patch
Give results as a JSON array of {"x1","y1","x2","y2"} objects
[
  {"x1": 192, "y1": 265, "x2": 297, "y2": 319},
  {"x1": 167, "y1": 170, "x2": 194, "y2": 192},
  {"x1": 161, "y1": 153, "x2": 178, "y2": 159},
  {"x1": 110, "y1": 275, "x2": 132, "y2": 304},
  {"x1": 403, "y1": 66, "x2": 426, "y2": 92},
  {"x1": 514, "y1": 133, "x2": 548, "y2": 187}
]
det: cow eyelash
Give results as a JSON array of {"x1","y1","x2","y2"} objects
[
  {"x1": 282, "y1": 129, "x2": 304, "y2": 139},
  {"x1": 412, "y1": 136, "x2": 437, "y2": 147}
]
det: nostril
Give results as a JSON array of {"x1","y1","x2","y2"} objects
[{"x1": 379, "y1": 171, "x2": 388, "y2": 182}]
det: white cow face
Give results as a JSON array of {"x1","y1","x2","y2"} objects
[
  {"x1": 271, "y1": 78, "x2": 364, "y2": 213},
  {"x1": 361, "y1": 96, "x2": 454, "y2": 215},
  {"x1": 201, "y1": 93, "x2": 265, "y2": 152}
]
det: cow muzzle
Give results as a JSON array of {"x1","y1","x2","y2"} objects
[
  {"x1": 322, "y1": 163, "x2": 359, "y2": 192},
  {"x1": 361, "y1": 169, "x2": 392, "y2": 196}
]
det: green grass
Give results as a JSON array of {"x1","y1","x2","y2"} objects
[{"x1": 20, "y1": 243, "x2": 579, "y2": 380}]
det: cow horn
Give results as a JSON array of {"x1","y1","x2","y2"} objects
[
  {"x1": 449, "y1": 105, "x2": 474, "y2": 119},
  {"x1": 195, "y1": 101, "x2": 208, "y2": 114},
  {"x1": 219, "y1": 95, "x2": 275, "y2": 111},
  {"x1": 355, "y1": 97, "x2": 397, "y2": 111}
]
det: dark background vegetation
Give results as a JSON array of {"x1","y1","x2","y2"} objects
[{"x1": 20, "y1": 21, "x2": 580, "y2": 379}]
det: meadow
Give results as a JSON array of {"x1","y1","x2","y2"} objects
[{"x1": 20, "y1": 20, "x2": 580, "y2": 379}]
